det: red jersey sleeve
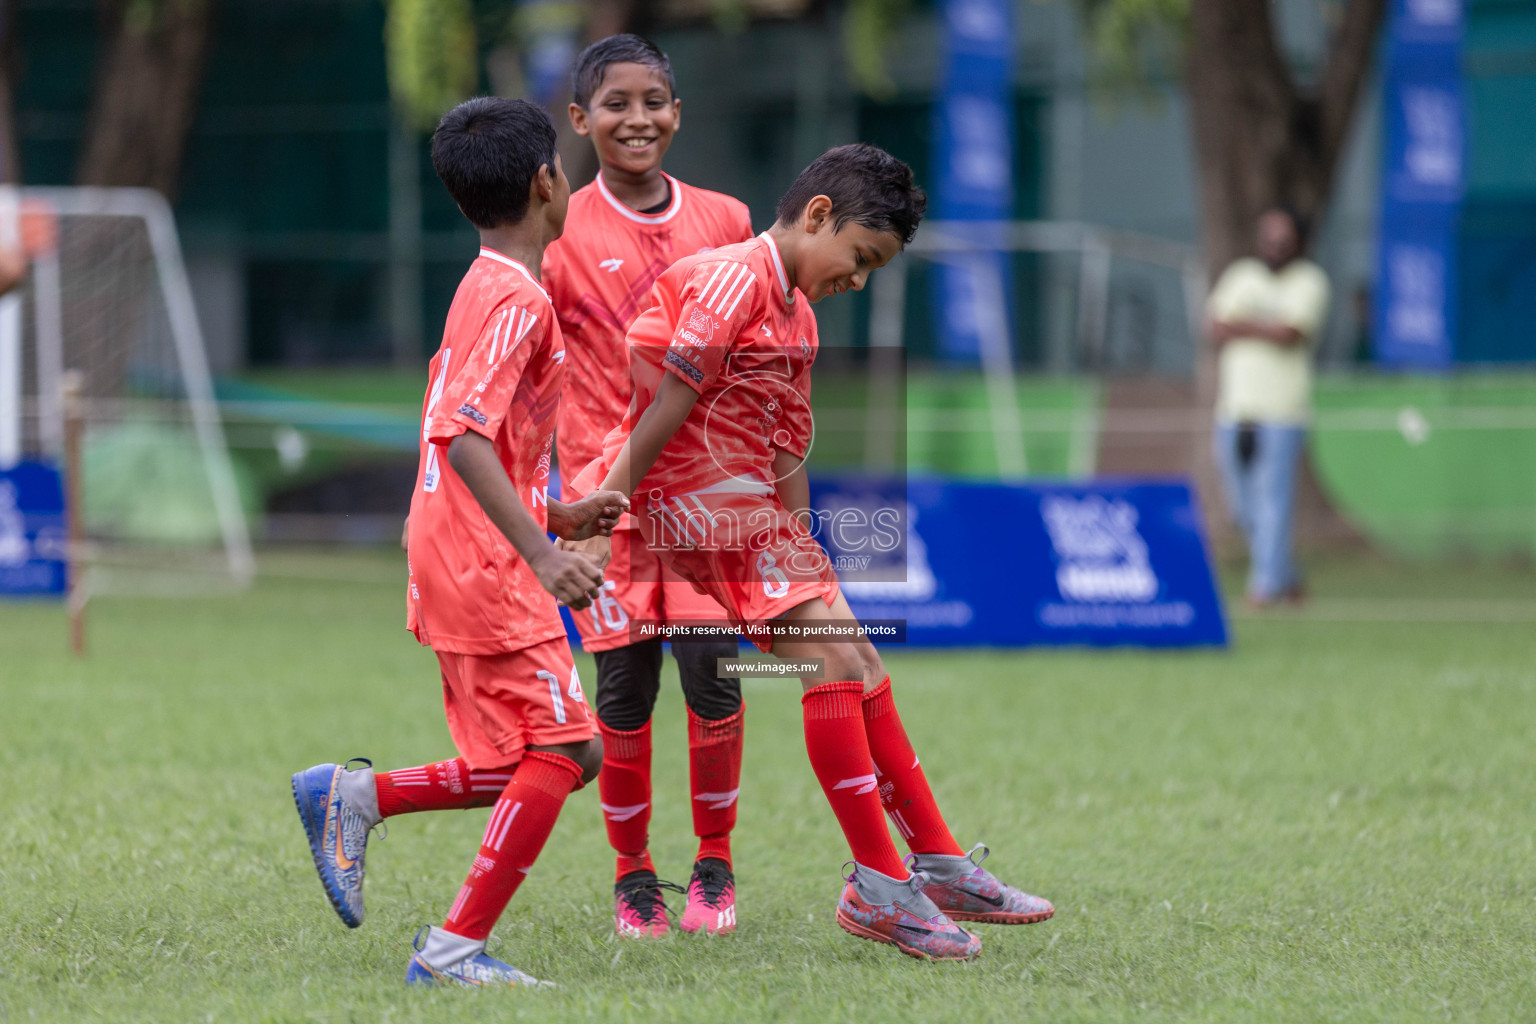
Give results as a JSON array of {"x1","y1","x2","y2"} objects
[
  {"x1": 662, "y1": 259, "x2": 762, "y2": 395},
  {"x1": 426, "y1": 302, "x2": 546, "y2": 446}
]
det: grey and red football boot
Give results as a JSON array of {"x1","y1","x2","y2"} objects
[
  {"x1": 915, "y1": 843, "x2": 1054, "y2": 925},
  {"x1": 834, "y1": 861, "x2": 980, "y2": 960}
]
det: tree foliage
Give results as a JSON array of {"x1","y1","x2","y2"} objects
[
  {"x1": 1075, "y1": 0, "x2": 1189, "y2": 83},
  {"x1": 385, "y1": 0, "x2": 479, "y2": 133},
  {"x1": 843, "y1": 0, "x2": 912, "y2": 99}
]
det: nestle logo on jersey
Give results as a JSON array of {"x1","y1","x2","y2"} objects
[
  {"x1": 457, "y1": 403, "x2": 488, "y2": 426},
  {"x1": 665, "y1": 349, "x2": 705, "y2": 384},
  {"x1": 686, "y1": 308, "x2": 717, "y2": 342}
]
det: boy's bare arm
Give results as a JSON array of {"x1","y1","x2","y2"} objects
[
  {"x1": 574, "y1": 374, "x2": 702, "y2": 567},
  {"x1": 599, "y1": 373, "x2": 701, "y2": 497},
  {"x1": 446, "y1": 432, "x2": 605, "y2": 608}
]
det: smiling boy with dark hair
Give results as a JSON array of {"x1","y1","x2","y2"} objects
[
  {"x1": 543, "y1": 34, "x2": 756, "y2": 938},
  {"x1": 565, "y1": 143, "x2": 1055, "y2": 961},
  {"x1": 290, "y1": 96, "x2": 629, "y2": 988}
]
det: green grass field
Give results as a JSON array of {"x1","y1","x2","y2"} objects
[{"x1": 4, "y1": 551, "x2": 1535, "y2": 1022}]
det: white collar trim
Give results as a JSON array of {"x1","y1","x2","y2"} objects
[
  {"x1": 596, "y1": 172, "x2": 683, "y2": 225},
  {"x1": 478, "y1": 247, "x2": 551, "y2": 302},
  {"x1": 758, "y1": 232, "x2": 794, "y2": 304}
]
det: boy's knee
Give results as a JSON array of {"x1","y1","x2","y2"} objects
[{"x1": 575, "y1": 734, "x2": 604, "y2": 784}]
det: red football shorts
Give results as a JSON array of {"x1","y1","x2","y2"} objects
[
  {"x1": 569, "y1": 525, "x2": 734, "y2": 653},
  {"x1": 437, "y1": 636, "x2": 596, "y2": 770},
  {"x1": 636, "y1": 489, "x2": 840, "y2": 653}
]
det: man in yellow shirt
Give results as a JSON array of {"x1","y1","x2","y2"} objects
[{"x1": 1207, "y1": 207, "x2": 1330, "y2": 607}]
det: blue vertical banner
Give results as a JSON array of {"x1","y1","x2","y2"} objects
[
  {"x1": 1374, "y1": 0, "x2": 1465, "y2": 369},
  {"x1": 932, "y1": 0, "x2": 1014, "y2": 360},
  {"x1": 0, "y1": 460, "x2": 67, "y2": 597}
]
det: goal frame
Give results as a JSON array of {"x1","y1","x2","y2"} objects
[{"x1": 0, "y1": 186, "x2": 254, "y2": 588}]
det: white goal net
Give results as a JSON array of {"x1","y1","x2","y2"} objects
[{"x1": 0, "y1": 187, "x2": 254, "y2": 593}]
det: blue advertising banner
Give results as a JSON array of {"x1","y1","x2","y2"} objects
[
  {"x1": 553, "y1": 471, "x2": 1227, "y2": 649},
  {"x1": 1374, "y1": 0, "x2": 1465, "y2": 369},
  {"x1": 932, "y1": 0, "x2": 1014, "y2": 360},
  {"x1": 0, "y1": 460, "x2": 67, "y2": 598},
  {"x1": 808, "y1": 477, "x2": 1227, "y2": 648}
]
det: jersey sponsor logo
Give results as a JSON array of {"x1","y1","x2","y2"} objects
[
  {"x1": 457, "y1": 403, "x2": 488, "y2": 426},
  {"x1": 665, "y1": 349, "x2": 705, "y2": 384},
  {"x1": 599, "y1": 258, "x2": 624, "y2": 273},
  {"x1": 685, "y1": 307, "x2": 717, "y2": 343}
]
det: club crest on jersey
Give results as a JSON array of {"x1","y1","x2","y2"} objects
[
  {"x1": 599, "y1": 258, "x2": 624, "y2": 273},
  {"x1": 680, "y1": 308, "x2": 717, "y2": 348}
]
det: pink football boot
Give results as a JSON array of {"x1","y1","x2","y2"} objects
[
  {"x1": 678, "y1": 858, "x2": 737, "y2": 934},
  {"x1": 613, "y1": 870, "x2": 680, "y2": 938}
]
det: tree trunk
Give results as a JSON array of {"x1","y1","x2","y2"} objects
[
  {"x1": 76, "y1": 0, "x2": 216, "y2": 196},
  {"x1": 0, "y1": 0, "x2": 22, "y2": 184},
  {"x1": 1181, "y1": 0, "x2": 1386, "y2": 553}
]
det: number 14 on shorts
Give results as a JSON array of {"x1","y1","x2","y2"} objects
[{"x1": 535, "y1": 666, "x2": 585, "y2": 724}]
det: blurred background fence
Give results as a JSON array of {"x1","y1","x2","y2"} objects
[{"x1": 2, "y1": 0, "x2": 1535, "y2": 567}]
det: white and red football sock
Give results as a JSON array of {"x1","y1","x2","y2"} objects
[
  {"x1": 374, "y1": 757, "x2": 513, "y2": 817},
  {"x1": 861, "y1": 676, "x2": 964, "y2": 856},
  {"x1": 802, "y1": 680, "x2": 906, "y2": 878},
  {"x1": 442, "y1": 750, "x2": 582, "y2": 941},
  {"x1": 688, "y1": 704, "x2": 744, "y2": 867},
  {"x1": 597, "y1": 720, "x2": 656, "y2": 881}
]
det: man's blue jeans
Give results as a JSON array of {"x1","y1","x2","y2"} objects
[{"x1": 1213, "y1": 421, "x2": 1305, "y2": 602}]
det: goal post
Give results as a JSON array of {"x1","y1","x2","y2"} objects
[{"x1": 4, "y1": 186, "x2": 254, "y2": 594}]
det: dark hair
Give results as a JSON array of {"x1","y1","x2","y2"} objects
[
  {"x1": 774, "y1": 144, "x2": 927, "y2": 247},
  {"x1": 431, "y1": 97, "x2": 558, "y2": 229},
  {"x1": 571, "y1": 34, "x2": 676, "y2": 109},
  {"x1": 1263, "y1": 203, "x2": 1311, "y2": 247}
]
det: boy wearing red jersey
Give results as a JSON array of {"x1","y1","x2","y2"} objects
[
  {"x1": 569, "y1": 145, "x2": 1054, "y2": 961},
  {"x1": 290, "y1": 98, "x2": 629, "y2": 987},
  {"x1": 543, "y1": 35, "x2": 753, "y2": 937}
]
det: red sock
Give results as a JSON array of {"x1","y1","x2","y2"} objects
[
  {"x1": 802, "y1": 681, "x2": 905, "y2": 877},
  {"x1": 442, "y1": 750, "x2": 581, "y2": 941},
  {"x1": 375, "y1": 758, "x2": 513, "y2": 817},
  {"x1": 688, "y1": 704, "x2": 744, "y2": 867},
  {"x1": 597, "y1": 720, "x2": 655, "y2": 881},
  {"x1": 862, "y1": 677, "x2": 963, "y2": 856}
]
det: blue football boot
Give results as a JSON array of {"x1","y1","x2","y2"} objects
[
  {"x1": 291, "y1": 758, "x2": 381, "y2": 928},
  {"x1": 404, "y1": 926, "x2": 553, "y2": 988}
]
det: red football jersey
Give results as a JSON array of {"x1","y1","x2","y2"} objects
[
  {"x1": 543, "y1": 173, "x2": 752, "y2": 477},
  {"x1": 572, "y1": 232, "x2": 819, "y2": 502},
  {"x1": 406, "y1": 247, "x2": 568, "y2": 655}
]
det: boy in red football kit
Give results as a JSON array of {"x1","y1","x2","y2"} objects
[
  {"x1": 568, "y1": 145, "x2": 1054, "y2": 961},
  {"x1": 542, "y1": 35, "x2": 753, "y2": 937},
  {"x1": 290, "y1": 97, "x2": 631, "y2": 988}
]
